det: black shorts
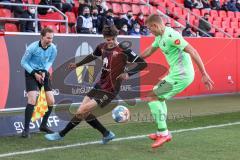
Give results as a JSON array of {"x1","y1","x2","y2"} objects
[
  {"x1": 86, "y1": 87, "x2": 117, "y2": 108},
  {"x1": 25, "y1": 70, "x2": 52, "y2": 92}
]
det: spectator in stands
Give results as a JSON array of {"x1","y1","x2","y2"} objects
[
  {"x1": 182, "y1": 23, "x2": 195, "y2": 37},
  {"x1": 113, "y1": 14, "x2": 123, "y2": 30},
  {"x1": 202, "y1": 0, "x2": 211, "y2": 9},
  {"x1": 198, "y1": 13, "x2": 213, "y2": 37},
  {"x1": 38, "y1": 0, "x2": 54, "y2": 15},
  {"x1": 194, "y1": 0, "x2": 203, "y2": 9},
  {"x1": 93, "y1": 0, "x2": 108, "y2": 15},
  {"x1": 122, "y1": 10, "x2": 135, "y2": 31},
  {"x1": 0, "y1": 0, "x2": 12, "y2": 9},
  {"x1": 119, "y1": 24, "x2": 128, "y2": 35},
  {"x1": 211, "y1": 0, "x2": 221, "y2": 10},
  {"x1": 76, "y1": 6, "x2": 93, "y2": 34},
  {"x1": 129, "y1": 23, "x2": 141, "y2": 36},
  {"x1": 236, "y1": 0, "x2": 240, "y2": 11},
  {"x1": 100, "y1": 9, "x2": 114, "y2": 31},
  {"x1": 226, "y1": 0, "x2": 238, "y2": 11},
  {"x1": 51, "y1": 0, "x2": 73, "y2": 13},
  {"x1": 13, "y1": 0, "x2": 26, "y2": 18},
  {"x1": 91, "y1": 6, "x2": 101, "y2": 34},
  {"x1": 135, "y1": 13, "x2": 144, "y2": 28},
  {"x1": 20, "y1": 7, "x2": 41, "y2": 32},
  {"x1": 184, "y1": 0, "x2": 197, "y2": 9},
  {"x1": 78, "y1": 0, "x2": 91, "y2": 16}
]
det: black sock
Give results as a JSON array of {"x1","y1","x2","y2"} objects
[
  {"x1": 41, "y1": 106, "x2": 53, "y2": 127},
  {"x1": 24, "y1": 104, "x2": 35, "y2": 131},
  {"x1": 59, "y1": 115, "x2": 82, "y2": 137},
  {"x1": 86, "y1": 114, "x2": 109, "y2": 137}
]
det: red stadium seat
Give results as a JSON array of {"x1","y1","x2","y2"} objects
[
  {"x1": 192, "y1": 8, "x2": 200, "y2": 16},
  {"x1": 213, "y1": 16, "x2": 222, "y2": 22},
  {"x1": 234, "y1": 28, "x2": 240, "y2": 33},
  {"x1": 233, "y1": 33, "x2": 239, "y2": 38},
  {"x1": 59, "y1": 25, "x2": 71, "y2": 33},
  {"x1": 227, "y1": 11, "x2": 235, "y2": 17},
  {"x1": 172, "y1": 7, "x2": 182, "y2": 16},
  {"x1": 149, "y1": 6, "x2": 158, "y2": 14},
  {"x1": 230, "y1": 17, "x2": 238, "y2": 22},
  {"x1": 65, "y1": 12, "x2": 76, "y2": 24},
  {"x1": 214, "y1": 32, "x2": 224, "y2": 37},
  {"x1": 210, "y1": 10, "x2": 218, "y2": 17},
  {"x1": 151, "y1": 0, "x2": 165, "y2": 5},
  {"x1": 42, "y1": 24, "x2": 59, "y2": 33},
  {"x1": 221, "y1": 21, "x2": 229, "y2": 28},
  {"x1": 122, "y1": 4, "x2": 132, "y2": 13},
  {"x1": 230, "y1": 21, "x2": 238, "y2": 28},
  {"x1": 140, "y1": 5, "x2": 150, "y2": 15},
  {"x1": 132, "y1": 0, "x2": 144, "y2": 4},
  {"x1": 177, "y1": 18, "x2": 186, "y2": 25},
  {"x1": 225, "y1": 28, "x2": 234, "y2": 33},
  {"x1": 157, "y1": 6, "x2": 166, "y2": 14},
  {"x1": 38, "y1": 12, "x2": 63, "y2": 26},
  {"x1": 112, "y1": 3, "x2": 122, "y2": 14},
  {"x1": 235, "y1": 12, "x2": 240, "y2": 18},
  {"x1": 212, "y1": 21, "x2": 221, "y2": 28},
  {"x1": 222, "y1": 17, "x2": 230, "y2": 22},
  {"x1": 123, "y1": 0, "x2": 132, "y2": 3},
  {"x1": 106, "y1": 3, "x2": 112, "y2": 10},
  {"x1": 210, "y1": 28, "x2": 215, "y2": 33},
  {"x1": 201, "y1": 9, "x2": 209, "y2": 16},
  {"x1": 4, "y1": 23, "x2": 18, "y2": 32},
  {"x1": 165, "y1": 1, "x2": 175, "y2": 8},
  {"x1": 34, "y1": 0, "x2": 41, "y2": 4},
  {"x1": 132, "y1": 4, "x2": 141, "y2": 15},
  {"x1": 218, "y1": 10, "x2": 227, "y2": 17},
  {"x1": 0, "y1": 8, "x2": 11, "y2": 18}
]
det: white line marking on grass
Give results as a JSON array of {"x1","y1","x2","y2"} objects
[{"x1": 1, "y1": 121, "x2": 240, "y2": 158}]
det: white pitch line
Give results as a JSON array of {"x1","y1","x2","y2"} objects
[{"x1": 0, "y1": 121, "x2": 240, "y2": 158}]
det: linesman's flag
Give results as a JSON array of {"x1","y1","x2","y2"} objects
[{"x1": 31, "y1": 87, "x2": 48, "y2": 122}]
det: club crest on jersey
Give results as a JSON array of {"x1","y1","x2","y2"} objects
[
  {"x1": 174, "y1": 39, "x2": 180, "y2": 45},
  {"x1": 113, "y1": 51, "x2": 119, "y2": 56}
]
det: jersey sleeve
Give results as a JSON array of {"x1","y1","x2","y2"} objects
[
  {"x1": 152, "y1": 36, "x2": 159, "y2": 48},
  {"x1": 92, "y1": 44, "x2": 103, "y2": 57},
  {"x1": 124, "y1": 49, "x2": 139, "y2": 63},
  {"x1": 169, "y1": 30, "x2": 188, "y2": 50},
  {"x1": 20, "y1": 42, "x2": 36, "y2": 74}
]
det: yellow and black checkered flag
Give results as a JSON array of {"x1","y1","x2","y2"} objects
[{"x1": 31, "y1": 87, "x2": 48, "y2": 122}]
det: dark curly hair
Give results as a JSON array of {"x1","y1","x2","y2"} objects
[{"x1": 102, "y1": 25, "x2": 119, "y2": 38}]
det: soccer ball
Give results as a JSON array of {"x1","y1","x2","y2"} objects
[{"x1": 112, "y1": 105, "x2": 130, "y2": 123}]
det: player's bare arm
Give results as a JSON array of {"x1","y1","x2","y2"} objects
[
  {"x1": 141, "y1": 46, "x2": 158, "y2": 58},
  {"x1": 184, "y1": 44, "x2": 214, "y2": 90}
]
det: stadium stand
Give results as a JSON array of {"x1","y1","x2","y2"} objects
[{"x1": 0, "y1": 0, "x2": 239, "y2": 38}]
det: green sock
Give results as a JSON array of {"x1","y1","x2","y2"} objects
[{"x1": 148, "y1": 100, "x2": 167, "y2": 131}]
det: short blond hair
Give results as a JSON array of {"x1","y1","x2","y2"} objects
[{"x1": 145, "y1": 14, "x2": 163, "y2": 25}]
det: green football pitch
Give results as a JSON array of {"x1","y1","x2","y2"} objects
[{"x1": 0, "y1": 94, "x2": 240, "y2": 160}]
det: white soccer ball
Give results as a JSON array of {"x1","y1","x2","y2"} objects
[{"x1": 112, "y1": 105, "x2": 130, "y2": 123}]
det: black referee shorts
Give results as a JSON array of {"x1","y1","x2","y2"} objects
[
  {"x1": 25, "y1": 70, "x2": 52, "y2": 92},
  {"x1": 86, "y1": 87, "x2": 117, "y2": 108}
]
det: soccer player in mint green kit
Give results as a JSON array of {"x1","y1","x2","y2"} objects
[{"x1": 142, "y1": 14, "x2": 214, "y2": 148}]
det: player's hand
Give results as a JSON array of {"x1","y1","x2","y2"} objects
[
  {"x1": 202, "y1": 73, "x2": 214, "y2": 90},
  {"x1": 35, "y1": 73, "x2": 44, "y2": 84},
  {"x1": 117, "y1": 73, "x2": 129, "y2": 80},
  {"x1": 40, "y1": 71, "x2": 45, "y2": 83},
  {"x1": 67, "y1": 63, "x2": 77, "y2": 70}
]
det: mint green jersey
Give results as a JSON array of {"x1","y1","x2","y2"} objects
[{"x1": 152, "y1": 27, "x2": 194, "y2": 81}]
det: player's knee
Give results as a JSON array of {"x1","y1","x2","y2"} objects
[
  {"x1": 47, "y1": 98, "x2": 55, "y2": 106},
  {"x1": 28, "y1": 98, "x2": 37, "y2": 105}
]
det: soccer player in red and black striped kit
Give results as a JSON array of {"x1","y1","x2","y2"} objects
[{"x1": 45, "y1": 25, "x2": 147, "y2": 144}]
